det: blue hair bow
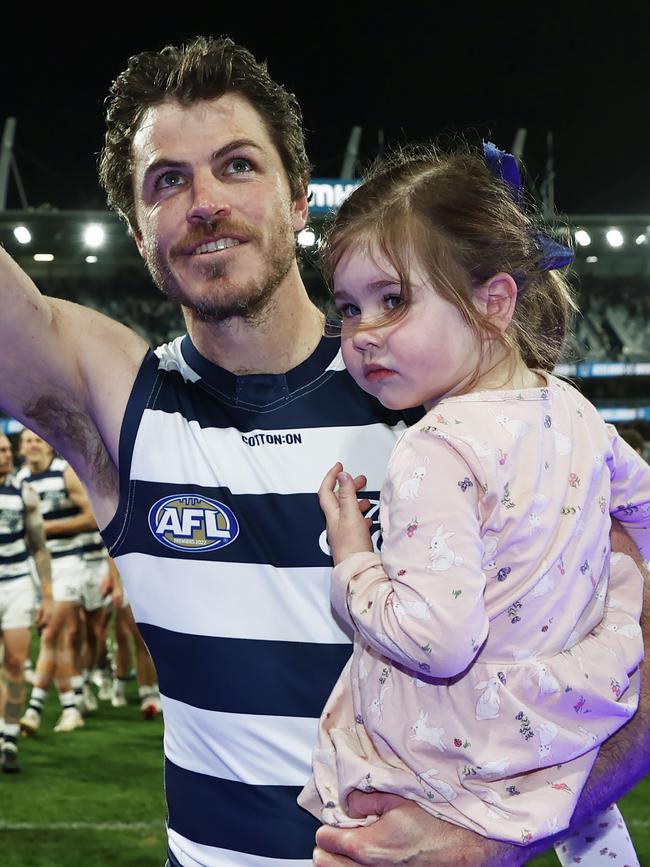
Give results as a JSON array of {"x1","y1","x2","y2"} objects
[{"x1": 483, "y1": 141, "x2": 574, "y2": 271}]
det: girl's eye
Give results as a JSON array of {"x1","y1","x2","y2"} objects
[
  {"x1": 337, "y1": 303, "x2": 361, "y2": 319},
  {"x1": 226, "y1": 157, "x2": 253, "y2": 174},
  {"x1": 385, "y1": 294, "x2": 403, "y2": 310},
  {"x1": 155, "y1": 171, "x2": 185, "y2": 190}
]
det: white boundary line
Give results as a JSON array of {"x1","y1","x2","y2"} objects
[
  {"x1": 0, "y1": 821, "x2": 165, "y2": 831},
  {"x1": 1, "y1": 818, "x2": 648, "y2": 832}
]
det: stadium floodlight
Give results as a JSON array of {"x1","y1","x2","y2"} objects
[
  {"x1": 33, "y1": 253, "x2": 54, "y2": 262},
  {"x1": 83, "y1": 223, "x2": 105, "y2": 249},
  {"x1": 636, "y1": 234, "x2": 647, "y2": 245},
  {"x1": 85, "y1": 255, "x2": 98, "y2": 263},
  {"x1": 13, "y1": 226, "x2": 31, "y2": 244},
  {"x1": 586, "y1": 255, "x2": 598, "y2": 263},
  {"x1": 297, "y1": 228, "x2": 316, "y2": 247},
  {"x1": 574, "y1": 229, "x2": 591, "y2": 247},
  {"x1": 605, "y1": 228, "x2": 624, "y2": 248}
]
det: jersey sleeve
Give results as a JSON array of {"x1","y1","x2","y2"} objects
[
  {"x1": 608, "y1": 426, "x2": 650, "y2": 563},
  {"x1": 331, "y1": 426, "x2": 488, "y2": 678}
]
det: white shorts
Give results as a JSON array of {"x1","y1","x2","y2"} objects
[
  {"x1": 51, "y1": 555, "x2": 90, "y2": 605},
  {"x1": 82, "y1": 558, "x2": 109, "y2": 612},
  {"x1": 0, "y1": 575, "x2": 37, "y2": 631}
]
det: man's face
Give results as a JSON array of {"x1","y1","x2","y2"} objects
[
  {"x1": 19, "y1": 430, "x2": 53, "y2": 467},
  {"x1": 0, "y1": 436, "x2": 13, "y2": 476},
  {"x1": 131, "y1": 93, "x2": 308, "y2": 323}
]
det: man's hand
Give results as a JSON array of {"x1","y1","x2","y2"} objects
[
  {"x1": 314, "y1": 791, "x2": 531, "y2": 867},
  {"x1": 36, "y1": 595, "x2": 53, "y2": 629},
  {"x1": 319, "y1": 463, "x2": 374, "y2": 565},
  {"x1": 101, "y1": 566, "x2": 123, "y2": 609}
]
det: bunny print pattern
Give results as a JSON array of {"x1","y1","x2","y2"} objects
[{"x1": 300, "y1": 372, "x2": 648, "y2": 845}]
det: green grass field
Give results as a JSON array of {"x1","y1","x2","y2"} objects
[
  {"x1": 2, "y1": 676, "x2": 167, "y2": 866},
  {"x1": 2, "y1": 679, "x2": 649, "y2": 866}
]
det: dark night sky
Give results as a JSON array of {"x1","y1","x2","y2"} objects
[{"x1": 2, "y1": 7, "x2": 649, "y2": 216}]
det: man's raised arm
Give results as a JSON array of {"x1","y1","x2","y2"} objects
[{"x1": 0, "y1": 247, "x2": 148, "y2": 512}]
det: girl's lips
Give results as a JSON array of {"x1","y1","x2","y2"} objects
[{"x1": 365, "y1": 367, "x2": 396, "y2": 382}]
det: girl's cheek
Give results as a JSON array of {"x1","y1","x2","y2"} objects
[{"x1": 341, "y1": 340, "x2": 357, "y2": 371}]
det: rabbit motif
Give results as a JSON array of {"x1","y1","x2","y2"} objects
[
  {"x1": 544, "y1": 815, "x2": 561, "y2": 836},
  {"x1": 367, "y1": 676, "x2": 392, "y2": 721},
  {"x1": 606, "y1": 621, "x2": 642, "y2": 637},
  {"x1": 398, "y1": 459, "x2": 429, "y2": 500},
  {"x1": 409, "y1": 710, "x2": 447, "y2": 751},
  {"x1": 576, "y1": 725, "x2": 598, "y2": 748},
  {"x1": 428, "y1": 525, "x2": 463, "y2": 572},
  {"x1": 481, "y1": 533, "x2": 499, "y2": 570},
  {"x1": 468, "y1": 757, "x2": 511, "y2": 779},
  {"x1": 531, "y1": 571, "x2": 555, "y2": 597},
  {"x1": 494, "y1": 414, "x2": 528, "y2": 440},
  {"x1": 537, "y1": 720, "x2": 559, "y2": 765},
  {"x1": 393, "y1": 597, "x2": 431, "y2": 622},
  {"x1": 459, "y1": 435, "x2": 492, "y2": 456},
  {"x1": 532, "y1": 663, "x2": 561, "y2": 696},
  {"x1": 474, "y1": 677, "x2": 502, "y2": 720},
  {"x1": 553, "y1": 429, "x2": 571, "y2": 455},
  {"x1": 528, "y1": 493, "x2": 550, "y2": 535},
  {"x1": 418, "y1": 768, "x2": 457, "y2": 801}
]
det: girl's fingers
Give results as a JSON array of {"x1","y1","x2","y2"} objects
[
  {"x1": 319, "y1": 463, "x2": 343, "y2": 508},
  {"x1": 351, "y1": 473, "x2": 368, "y2": 493}
]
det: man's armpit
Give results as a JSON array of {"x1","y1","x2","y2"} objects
[{"x1": 22, "y1": 393, "x2": 117, "y2": 496}]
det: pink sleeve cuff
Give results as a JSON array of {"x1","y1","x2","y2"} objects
[{"x1": 331, "y1": 551, "x2": 382, "y2": 626}]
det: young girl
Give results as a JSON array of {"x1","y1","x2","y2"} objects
[{"x1": 298, "y1": 143, "x2": 647, "y2": 865}]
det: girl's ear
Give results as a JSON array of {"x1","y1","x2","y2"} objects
[{"x1": 473, "y1": 272, "x2": 518, "y2": 332}]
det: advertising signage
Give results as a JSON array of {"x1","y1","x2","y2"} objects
[{"x1": 308, "y1": 179, "x2": 360, "y2": 213}]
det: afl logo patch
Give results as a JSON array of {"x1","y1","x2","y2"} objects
[{"x1": 148, "y1": 494, "x2": 239, "y2": 553}]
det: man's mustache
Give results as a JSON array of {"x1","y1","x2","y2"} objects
[{"x1": 168, "y1": 220, "x2": 262, "y2": 259}]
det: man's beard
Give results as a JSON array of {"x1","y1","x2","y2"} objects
[{"x1": 143, "y1": 216, "x2": 296, "y2": 324}]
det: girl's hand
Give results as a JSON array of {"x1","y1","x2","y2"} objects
[{"x1": 319, "y1": 462, "x2": 374, "y2": 565}]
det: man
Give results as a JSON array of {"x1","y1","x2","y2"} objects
[
  {"x1": 0, "y1": 433, "x2": 52, "y2": 772},
  {"x1": 0, "y1": 36, "x2": 647, "y2": 866},
  {"x1": 17, "y1": 430, "x2": 97, "y2": 733},
  {"x1": 77, "y1": 528, "x2": 113, "y2": 713}
]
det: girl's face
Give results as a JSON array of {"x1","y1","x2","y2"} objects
[{"x1": 333, "y1": 243, "x2": 483, "y2": 410}]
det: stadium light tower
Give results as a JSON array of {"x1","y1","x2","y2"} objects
[
  {"x1": 341, "y1": 126, "x2": 362, "y2": 178},
  {"x1": 0, "y1": 118, "x2": 28, "y2": 210},
  {"x1": 0, "y1": 118, "x2": 17, "y2": 210}
]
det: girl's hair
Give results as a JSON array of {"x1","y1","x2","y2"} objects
[{"x1": 323, "y1": 142, "x2": 577, "y2": 378}]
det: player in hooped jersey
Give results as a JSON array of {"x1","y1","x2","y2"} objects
[
  {"x1": 0, "y1": 35, "x2": 648, "y2": 867},
  {"x1": 17, "y1": 431, "x2": 97, "y2": 733},
  {"x1": 0, "y1": 434, "x2": 52, "y2": 771}
]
